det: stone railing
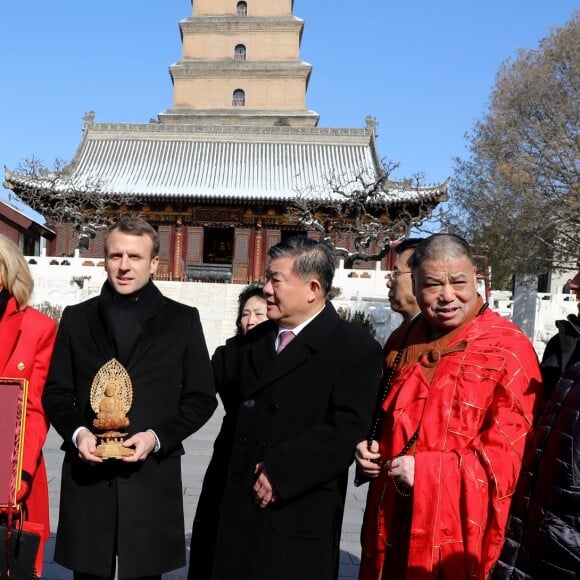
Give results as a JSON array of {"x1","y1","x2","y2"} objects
[{"x1": 23, "y1": 252, "x2": 578, "y2": 354}]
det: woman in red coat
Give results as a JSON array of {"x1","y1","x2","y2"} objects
[{"x1": 0, "y1": 235, "x2": 57, "y2": 577}]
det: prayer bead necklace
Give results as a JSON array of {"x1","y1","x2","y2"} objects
[{"x1": 375, "y1": 302, "x2": 489, "y2": 543}]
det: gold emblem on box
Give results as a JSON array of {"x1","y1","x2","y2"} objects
[{"x1": 90, "y1": 359, "x2": 134, "y2": 459}]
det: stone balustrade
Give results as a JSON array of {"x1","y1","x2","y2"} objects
[{"x1": 24, "y1": 252, "x2": 578, "y2": 356}]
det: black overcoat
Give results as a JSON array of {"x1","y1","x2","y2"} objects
[
  {"x1": 189, "y1": 335, "x2": 245, "y2": 579},
  {"x1": 42, "y1": 284, "x2": 216, "y2": 578},
  {"x1": 212, "y1": 302, "x2": 383, "y2": 580},
  {"x1": 491, "y1": 361, "x2": 580, "y2": 579}
]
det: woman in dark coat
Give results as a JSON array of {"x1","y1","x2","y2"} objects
[
  {"x1": 188, "y1": 284, "x2": 267, "y2": 580},
  {"x1": 491, "y1": 360, "x2": 580, "y2": 579}
]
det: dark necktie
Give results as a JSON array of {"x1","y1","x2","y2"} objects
[{"x1": 277, "y1": 330, "x2": 295, "y2": 353}]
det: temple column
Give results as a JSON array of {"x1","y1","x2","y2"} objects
[
  {"x1": 173, "y1": 221, "x2": 184, "y2": 280},
  {"x1": 252, "y1": 222, "x2": 264, "y2": 282}
]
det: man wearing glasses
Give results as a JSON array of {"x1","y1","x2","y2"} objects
[
  {"x1": 353, "y1": 238, "x2": 422, "y2": 488},
  {"x1": 387, "y1": 238, "x2": 423, "y2": 323},
  {"x1": 355, "y1": 234, "x2": 541, "y2": 579}
]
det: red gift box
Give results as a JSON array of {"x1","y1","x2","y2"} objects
[{"x1": 0, "y1": 378, "x2": 28, "y2": 509}]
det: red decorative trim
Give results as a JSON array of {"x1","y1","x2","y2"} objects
[{"x1": 0, "y1": 378, "x2": 28, "y2": 509}]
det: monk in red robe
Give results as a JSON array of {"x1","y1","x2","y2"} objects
[{"x1": 356, "y1": 234, "x2": 542, "y2": 580}]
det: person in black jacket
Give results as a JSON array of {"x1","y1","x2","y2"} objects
[
  {"x1": 492, "y1": 265, "x2": 580, "y2": 579},
  {"x1": 188, "y1": 284, "x2": 267, "y2": 580},
  {"x1": 541, "y1": 309, "x2": 580, "y2": 398},
  {"x1": 491, "y1": 360, "x2": 580, "y2": 579},
  {"x1": 541, "y1": 259, "x2": 580, "y2": 398}
]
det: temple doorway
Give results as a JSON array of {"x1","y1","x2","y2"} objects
[{"x1": 203, "y1": 227, "x2": 234, "y2": 265}]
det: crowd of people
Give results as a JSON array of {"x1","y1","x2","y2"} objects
[{"x1": 1, "y1": 219, "x2": 578, "y2": 579}]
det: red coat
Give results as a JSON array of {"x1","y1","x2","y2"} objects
[
  {"x1": 0, "y1": 297, "x2": 57, "y2": 573},
  {"x1": 359, "y1": 309, "x2": 542, "y2": 580}
]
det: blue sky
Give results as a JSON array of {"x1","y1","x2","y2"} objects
[{"x1": 0, "y1": 1, "x2": 576, "y2": 217}]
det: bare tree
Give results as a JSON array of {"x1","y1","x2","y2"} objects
[
  {"x1": 447, "y1": 12, "x2": 579, "y2": 287},
  {"x1": 289, "y1": 159, "x2": 446, "y2": 267},
  {"x1": 6, "y1": 155, "x2": 135, "y2": 251}
]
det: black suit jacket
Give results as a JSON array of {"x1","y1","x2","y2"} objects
[
  {"x1": 213, "y1": 302, "x2": 382, "y2": 580},
  {"x1": 43, "y1": 284, "x2": 216, "y2": 577}
]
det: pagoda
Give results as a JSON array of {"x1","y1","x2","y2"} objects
[{"x1": 4, "y1": 0, "x2": 446, "y2": 283}]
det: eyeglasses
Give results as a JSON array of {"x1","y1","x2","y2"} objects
[{"x1": 387, "y1": 271, "x2": 412, "y2": 280}]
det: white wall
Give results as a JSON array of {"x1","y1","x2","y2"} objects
[
  {"x1": 27, "y1": 254, "x2": 238, "y2": 355},
  {"x1": 26, "y1": 254, "x2": 578, "y2": 356}
]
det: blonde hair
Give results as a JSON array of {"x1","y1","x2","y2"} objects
[{"x1": 0, "y1": 235, "x2": 34, "y2": 309}]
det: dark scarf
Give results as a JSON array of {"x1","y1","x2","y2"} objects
[
  {"x1": 98, "y1": 279, "x2": 162, "y2": 366},
  {"x1": 0, "y1": 288, "x2": 10, "y2": 320}
]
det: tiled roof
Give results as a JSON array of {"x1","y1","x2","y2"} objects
[
  {"x1": 5, "y1": 123, "x2": 447, "y2": 204},
  {"x1": 0, "y1": 199, "x2": 55, "y2": 237}
]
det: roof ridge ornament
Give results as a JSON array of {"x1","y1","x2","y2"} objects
[
  {"x1": 83, "y1": 110, "x2": 96, "y2": 124},
  {"x1": 365, "y1": 115, "x2": 378, "y2": 135}
]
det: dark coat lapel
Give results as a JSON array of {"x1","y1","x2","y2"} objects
[
  {"x1": 245, "y1": 322, "x2": 277, "y2": 385},
  {"x1": 243, "y1": 302, "x2": 340, "y2": 397},
  {"x1": 125, "y1": 299, "x2": 165, "y2": 371},
  {"x1": 85, "y1": 299, "x2": 115, "y2": 362}
]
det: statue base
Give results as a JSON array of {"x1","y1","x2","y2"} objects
[{"x1": 94, "y1": 431, "x2": 134, "y2": 460}]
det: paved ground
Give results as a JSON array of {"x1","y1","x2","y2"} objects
[{"x1": 41, "y1": 406, "x2": 367, "y2": 579}]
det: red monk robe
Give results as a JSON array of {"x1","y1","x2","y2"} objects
[{"x1": 359, "y1": 304, "x2": 542, "y2": 580}]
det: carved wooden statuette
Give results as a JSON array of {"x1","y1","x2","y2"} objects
[{"x1": 90, "y1": 359, "x2": 134, "y2": 459}]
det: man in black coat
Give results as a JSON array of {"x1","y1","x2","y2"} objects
[
  {"x1": 212, "y1": 236, "x2": 383, "y2": 580},
  {"x1": 43, "y1": 217, "x2": 216, "y2": 580}
]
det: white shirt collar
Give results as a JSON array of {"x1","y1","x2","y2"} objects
[{"x1": 276, "y1": 304, "x2": 326, "y2": 340}]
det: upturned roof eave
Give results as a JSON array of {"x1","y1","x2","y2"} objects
[
  {"x1": 3, "y1": 119, "x2": 448, "y2": 207},
  {"x1": 4, "y1": 176, "x2": 446, "y2": 207}
]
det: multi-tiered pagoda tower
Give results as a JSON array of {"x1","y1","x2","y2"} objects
[{"x1": 5, "y1": 0, "x2": 445, "y2": 283}]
